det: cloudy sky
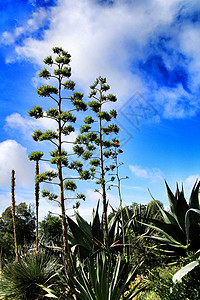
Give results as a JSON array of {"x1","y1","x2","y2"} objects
[{"x1": 1, "y1": 0, "x2": 200, "y2": 220}]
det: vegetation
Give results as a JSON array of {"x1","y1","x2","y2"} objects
[
  {"x1": 11, "y1": 170, "x2": 18, "y2": 262},
  {"x1": 29, "y1": 151, "x2": 44, "y2": 253},
  {"x1": 75, "y1": 76, "x2": 119, "y2": 244},
  {"x1": 1, "y1": 47, "x2": 200, "y2": 299},
  {"x1": 142, "y1": 180, "x2": 200, "y2": 258},
  {"x1": 0, "y1": 250, "x2": 58, "y2": 300},
  {"x1": 28, "y1": 47, "x2": 87, "y2": 273}
]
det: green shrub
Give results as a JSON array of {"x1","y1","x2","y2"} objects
[
  {"x1": 0, "y1": 250, "x2": 58, "y2": 300},
  {"x1": 137, "y1": 253, "x2": 200, "y2": 300}
]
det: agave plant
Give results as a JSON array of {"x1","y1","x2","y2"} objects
[
  {"x1": 124, "y1": 203, "x2": 151, "y2": 236},
  {"x1": 143, "y1": 180, "x2": 200, "y2": 257},
  {"x1": 0, "y1": 250, "x2": 59, "y2": 300},
  {"x1": 69, "y1": 252, "x2": 143, "y2": 300},
  {"x1": 40, "y1": 252, "x2": 145, "y2": 300},
  {"x1": 67, "y1": 202, "x2": 124, "y2": 259},
  {"x1": 172, "y1": 209, "x2": 200, "y2": 285}
]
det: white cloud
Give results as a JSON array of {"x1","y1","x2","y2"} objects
[
  {"x1": 1, "y1": 7, "x2": 49, "y2": 46},
  {"x1": 0, "y1": 140, "x2": 34, "y2": 188},
  {"x1": 129, "y1": 165, "x2": 164, "y2": 180},
  {"x1": 5, "y1": 112, "x2": 56, "y2": 135},
  {"x1": 12, "y1": 0, "x2": 184, "y2": 100},
  {"x1": 5, "y1": 112, "x2": 78, "y2": 152},
  {"x1": 152, "y1": 85, "x2": 196, "y2": 119},
  {"x1": 179, "y1": 24, "x2": 200, "y2": 89},
  {"x1": 86, "y1": 188, "x2": 119, "y2": 206},
  {"x1": 2, "y1": 0, "x2": 200, "y2": 119},
  {"x1": 184, "y1": 174, "x2": 199, "y2": 187}
]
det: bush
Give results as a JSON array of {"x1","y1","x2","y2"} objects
[
  {"x1": 136, "y1": 253, "x2": 200, "y2": 300},
  {"x1": 0, "y1": 250, "x2": 58, "y2": 300}
]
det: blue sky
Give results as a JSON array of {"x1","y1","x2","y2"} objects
[{"x1": 1, "y1": 0, "x2": 200, "y2": 220}]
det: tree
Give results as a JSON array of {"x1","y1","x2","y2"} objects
[
  {"x1": 29, "y1": 151, "x2": 44, "y2": 252},
  {"x1": 74, "y1": 76, "x2": 119, "y2": 244},
  {"x1": 39, "y1": 213, "x2": 62, "y2": 245},
  {"x1": 0, "y1": 202, "x2": 35, "y2": 264},
  {"x1": 147, "y1": 199, "x2": 163, "y2": 221},
  {"x1": 28, "y1": 47, "x2": 87, "y2": 274}
]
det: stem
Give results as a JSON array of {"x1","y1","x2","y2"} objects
[
  {"x1": 11, "y1": 170, "x2": 18, "y2": 262},
  {"x1": 57, "y1": 73, "x2": 70, "y2": 278},
  {"x1": 99, "y1": 85, "x2": 108, "y2": 245},
  {"x1": 35, "y1": 160, "x2": 39, "y2": 253},
  {"x1": 115, "y1": 154, "x2": 125, "y2": 254}
]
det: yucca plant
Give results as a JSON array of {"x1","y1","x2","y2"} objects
[
  {"x1": 143, "y1": 180, "x2": 200, "y2": 257},
  {"x1": 0, "y1": 250, "x2": 59, "y2": 300}
]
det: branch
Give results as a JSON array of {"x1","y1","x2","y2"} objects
[
  {"x1": 62, "y1": 141, "x2": 75, "y2": 144},
  {"x1": 49, "y1": 95, "x2": 58, "y2": 103},
  {"x1": 63, "y1": 197, "x2": 80, "y2": 200},
  {"x1": 49, "y1": 139, "x2": 58, "y2": 147},
  {"x1": 42, "y1": 181, "x2": 59, "y2": 185},
  {"x1": 63, "y1": 177, "x2": 81, "y2": 181},
  {"x1": 61, "y1": 97, "x2": 71, "y2": 100}
]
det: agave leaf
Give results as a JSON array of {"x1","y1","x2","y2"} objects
[
  {"x1": 176, "y1": 190, "x2": 189, "y2": 231},
  {"x1": 165, "y1": 180, "x2": 177, "y2": 218},
  {"x1": 185, "y1": 208, "x2": 200, "y2": 244},
  {"x1": 72, "y1": 263, "x2": 95, "y2": 300},
  {"x1": 109, "y1": 255, "x2": 121, "y2": 299},
  {"x1": 74, "y1": 211, "x2": 92, "y2": 239},
  {"x1": 114, "y1": 261, "x2": 141, "y2": 300},
  {"x1": 108, "y1": 211, "x2": 121, "y2": 245},
  {"x1": 156, "y1": 204, "x2": 178, "y2": 225},
  {"x1": 141, "y1": 221, "x2": 186, "y2": 247},
  {"x1": 37, "y1": 285, "x2": 58, "y2": 298},
  {"x1": 67, "y1": 216, "x2": 93, "y2": 250},
  {"x1": 149, "y1": 236, "x2": 186, "y2": 248},
  {"x1": 151, "y1": 219, "x2": 186, "y2": 244},
  {"x1": 172, "y1": 260, "x2": 200, "y2": 284},
  {"x1": 189, "y1": 179, "x2": 200, "y2": 209},
  {"x1": 91, "y1": 201, "x2": 103, "y2": 245}
]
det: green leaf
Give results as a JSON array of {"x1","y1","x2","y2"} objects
[
  {"x1": 39, "y1": 130, "x2": 58, "y2": 141},
  {"x1": 64, "y1": 180, "x2": 77, "y2": 191},
  {"x1": 84, "y1": 116, "x2": 94, "y2": 124},
  {"x1": 54, "y1": 67, "x2": 71, "y2": 77},
  {"x1": 74, "y1": 211, "x2": 93, "y2": 240},
  {"x1": 185, "y1": 208, "x2": 200, "y2": 244},
  {"x1": 28, "y1": 151, "x2": 44, "y2": 161},
  {"x1": 88, "y1": 101, "x2": 101, "y2": 113},
  {"x1": 36, "y1": 171, "x2": 57, "y2": 183},
  {"x1": 32, "y1": 130, "x2": 43, "y2": 141},
  {"x1": 165, "y1": 180, "x2": 177, "y2": 217},
  {"x1": 46, "y1": 108, "x2": 59, "y2": 118},
  {"x1": 81, "y1": 125, "x2": 91, "y2": 133},
  {"x1": 173, "y1": 260, "x2": 200, "y2": 284},
  {"x1": 37, "y1": 85, "x2": 58, "y2": 97},
  {"x1": 61, "y1": 125, "x2": 75, "y2": 135},
  {"x1": 37, "y1": 285, "x2": 58, "y2": 298},
  {"x1": 63, "y1": 80, "x2": 75, "y2": 90},
  {"x1": 189, "y1": 179, "x2": 200, "y2": 209},
  {"x1": 59, "y1": 111, "x2": 76, "y2": 123},
  {"x1": 39, "y1": 68, "x2": 51, "y2": 79},
  {"x1": 67, "y1": 216, "x2": 93, "y2": 250},
  {"x1": 29, "y1": 106, "x2": 44, "y2": 119},
  {"x1": 43, "y1": 56, "x2": 53, "y2": 65},
  {"x1": 97, "y1": 112, "x2": 112, "y2": 121},
  {"x1": 106, "y1": 94, "x2": 117, "y2": 102}
]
